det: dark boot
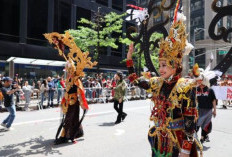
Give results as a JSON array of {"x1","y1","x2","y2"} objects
[
  {"x1": 115, "y1": 114, "x2": 122, "y2": 124},
  {"x1": 54, "y1": 137, "x2": 68, "y2": 145},
  {"x1": 75, "y1": 127, "x2": 84, "y2": 139},
  {"x1": 121, "y1": 113, "x2": 127, "y2": 121}
]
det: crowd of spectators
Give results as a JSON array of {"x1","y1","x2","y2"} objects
[{"x1": 0, "y1": 72, "x2": 148, "y2": 112}]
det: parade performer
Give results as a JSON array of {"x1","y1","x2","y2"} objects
[
  {"x1": 113, "y1": 71, "x2": 127, "y2": 124},
  {"x1": 44, "y1": 32, "x2": 97, "y2": 144},
  {"x1": 126, "y1": 7, "x2": 203, "y2": 157}
]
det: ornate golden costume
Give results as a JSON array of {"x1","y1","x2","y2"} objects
[
  {"x1": 126, "y1": 2, "x2": 202, "y2": 156},
  {"x1": 44, "y1": 32, "x2": 97, "y2": 144}
]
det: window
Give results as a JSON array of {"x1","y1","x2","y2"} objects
[
  {"x1": 228, "y1": 0, "x2": 232, "y2": 5},
  {"x1": 96, "y1": 0, "x2": 108, "y2": 6},
  {"x1": 76, "y1": 7, "x2": 91, "y2": 27},
  {"x1": 126, "y1": 0, "x2": 137, "y2": 5},
  {"x1": 195, "y1": 48, "x2": 206, "y2": 68},
  {"x1": 217, "y1": 0, "x2": 223, "y2": 29},
  {"x1": 54, "y1": 1, "x2": 71, "y2": 33},
  {"x1": 191, "y1": 0, "x2": 204, "y2": 12},
  {"x1": 112, "y1": 0, "x2": 123, "y2": 11},
  {"x1": 27, "y1": 0, "x2": 48, "y2": 45},
  {"x1": 0, "y1": 0, "x2": 20, "y2": 42},
  {"x1": 111, "y1": 32, "x2": 122, "y2": 57}
]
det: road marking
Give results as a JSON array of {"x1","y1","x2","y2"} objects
[{"x1": 12, "y1": 106, "x2": 149, "y2": 126}]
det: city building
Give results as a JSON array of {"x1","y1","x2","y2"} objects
[
  {"x1": 190, "y1": 0, "x2": 232, "y2": 74},
  {"x1": 0, "y1": 0, "x2": 135, "y2": 79}
]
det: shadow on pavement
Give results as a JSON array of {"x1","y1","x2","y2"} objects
[
  {"x1": 0, "y1": 128, "x2": 7, "y2": 133},
  {"x1": 0, "y1": 136, "x2": 62, "y2": 157},
  {"x1": 98, "y1": 122, "x2": 115, "y2": 127},
  {"x1": 203, "y1": 145, "x2": 210, "y2": 151}
]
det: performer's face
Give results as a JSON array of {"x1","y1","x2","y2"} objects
[{"x1": 159, "y1": 60, "x2": 176, "y2": 79}]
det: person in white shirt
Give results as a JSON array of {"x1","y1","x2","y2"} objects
[
  {"x1": 39, "y1": 79, "x2": 48, "y2": 109},
  {"x1": 22, "y1": 81, "x2": 34, "y2": 111}
]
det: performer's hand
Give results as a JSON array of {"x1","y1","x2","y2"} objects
[
  {"x1": 213, "y1": 110, "x2": 216, "y2": 117},
  {"x1": 119, "y1": 98, "x2": 123, "y2": 103},
  {"x1": 127, "y1": 43, "x2": 134, "y2": 60},
  {"x1": 179, "y1": 152, "x2": 190, "y2": 157}
]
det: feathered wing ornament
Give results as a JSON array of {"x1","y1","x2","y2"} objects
[
  {"x1": 194, "y1": 54, "x2": 222, "y2": 87},
  {"x1": 126, "y1": 5, "x2": 149, "y2": 25}
]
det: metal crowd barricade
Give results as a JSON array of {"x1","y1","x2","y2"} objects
[
  {"x1": 13, "y1": 86, "x2": 149, "y2": 111},
  {"x1": 84, "y1": 85, "x2": 148, "y2": 103}
]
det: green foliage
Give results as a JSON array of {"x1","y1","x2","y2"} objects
[
  {"x1": 120, "y1": 32, "x2": 163, "y2": 71},
  {"x1": 68, "y1": 12, "x2": 126, "y2": 60}
]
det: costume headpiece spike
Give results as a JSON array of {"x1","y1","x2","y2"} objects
[
  {"x1": 159, "y1": 1, "x2": 193, "y2": 68},
  {"x1": 173, "y1": 0, "x2": 181, "y2": 23}
]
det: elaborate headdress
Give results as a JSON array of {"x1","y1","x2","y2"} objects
[
  {"x1": 44, "y1": 32, "x2": 97, "y2": 77},
  {"x1": 159, "y1": 1, "x2": 193, "y2": 68},
  {"x1": 44, "y1": 32, "x2": 97, "y2": 110}
]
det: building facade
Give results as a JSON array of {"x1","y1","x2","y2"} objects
[
  {"x1": 190, "y1": 0, "x2": 232, "y2": 74},
  {"x1": 0, "y1": 0, "x2": 140, "y2": 78}
]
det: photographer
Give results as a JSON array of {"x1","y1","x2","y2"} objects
[{"x1": 0, "y1": 77, "x2": 19, "y2": 131}]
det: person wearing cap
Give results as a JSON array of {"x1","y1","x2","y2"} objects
[
  {"x1": 0, "y1": 77, "x2": 19, "y2": 130},
  {"x1": 126, "y1": 9, "x2": 201, "y2": 157}
]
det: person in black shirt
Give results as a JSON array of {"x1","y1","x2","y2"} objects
[
  {"x1": 196, "y1": 79, "x2": 217, "y2": 143},
  {"x1": 1, "y1": 77, "x2": 19, "y2": 130}
]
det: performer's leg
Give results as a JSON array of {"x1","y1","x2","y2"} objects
[
  {"x1": 114, "y1": 100, "x2": 121, "y2": 124},
  {"x1": 114, "y1": 100, "x2": 120, "y2": 113},
  {"x1": 120, "y1": 101, "x2": 127, "y2": 121}
]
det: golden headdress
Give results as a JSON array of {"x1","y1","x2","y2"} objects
[
  {"x1": 159, "y1": 1, "x2": 193, "y2": 68},
  {"x1": 44, "y1": 32, "x2": 97, "y2": 110},
  {"x1": 44, "y1": 32, "x2": 97, "y2": 92},
  {"x1": 44, "y1": 32, "x2": 97, "y2": 77}
]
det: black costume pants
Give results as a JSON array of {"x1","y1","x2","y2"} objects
[{"x1": 114, "y1": 100, "x2": 125, "y2": 115}]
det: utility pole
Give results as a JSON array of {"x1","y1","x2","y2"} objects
[{"x1": 94, "y1": 7, "x2": 102, "y2": 72}]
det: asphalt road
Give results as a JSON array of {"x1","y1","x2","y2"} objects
[{"x1": 0, "y1": 100, "x2": 232, "y2": 157}]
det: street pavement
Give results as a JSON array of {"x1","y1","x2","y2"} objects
[{"x1": 0, "y1": 100, "x2": 232, "y2": 157}]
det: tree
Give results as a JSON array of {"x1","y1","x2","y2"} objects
[
  {"x1": 120, "y1": 32, "x2": 163, "y2": 73},
  {"x1": 68, "y1": 11, "x2": 126, "y2": 70}
]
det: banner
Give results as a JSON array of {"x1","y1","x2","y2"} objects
[{"x1": 211, "y1": 86, "x2": 232, "y2": 100}]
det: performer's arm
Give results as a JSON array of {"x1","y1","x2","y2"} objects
[
  {"x1": 212, "y1": 99, "x2": 217, "y2": 117},
  {"x1": 126, "y1": 43, "x2": 151, "y2": 90},
  {"x1": 210, "y1": 89, "x2": 217, "y2": 117}
]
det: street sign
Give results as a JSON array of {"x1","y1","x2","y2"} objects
[{"x1": 219, "y1": 50, "x2": 228, "y2": 55}]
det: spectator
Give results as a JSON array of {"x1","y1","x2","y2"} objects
[
  {"x1": 1, "y1": 77, "x2": 19, "y2": 130},
  {"x1": 13, "y1": 77, "x2": 20, "y2": 107},
  {"x1": 40, "y1": 79, "x2": 48, "y2": 109},
  {"x1": 47, "y1": 77, "x2": 56, "y2": 108},
  {"x1": 22, "y1": 81, "x2": 34, "y2": 111},
  {"x1": 85, "y1": 77, "x2": 93, "y2": 100},
  {"x1": 57, "y1": 77, "x2": 65, "y2": 104},
  {"x1": 95, "y1": 79, "x2": 101, "y2": 98}
]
